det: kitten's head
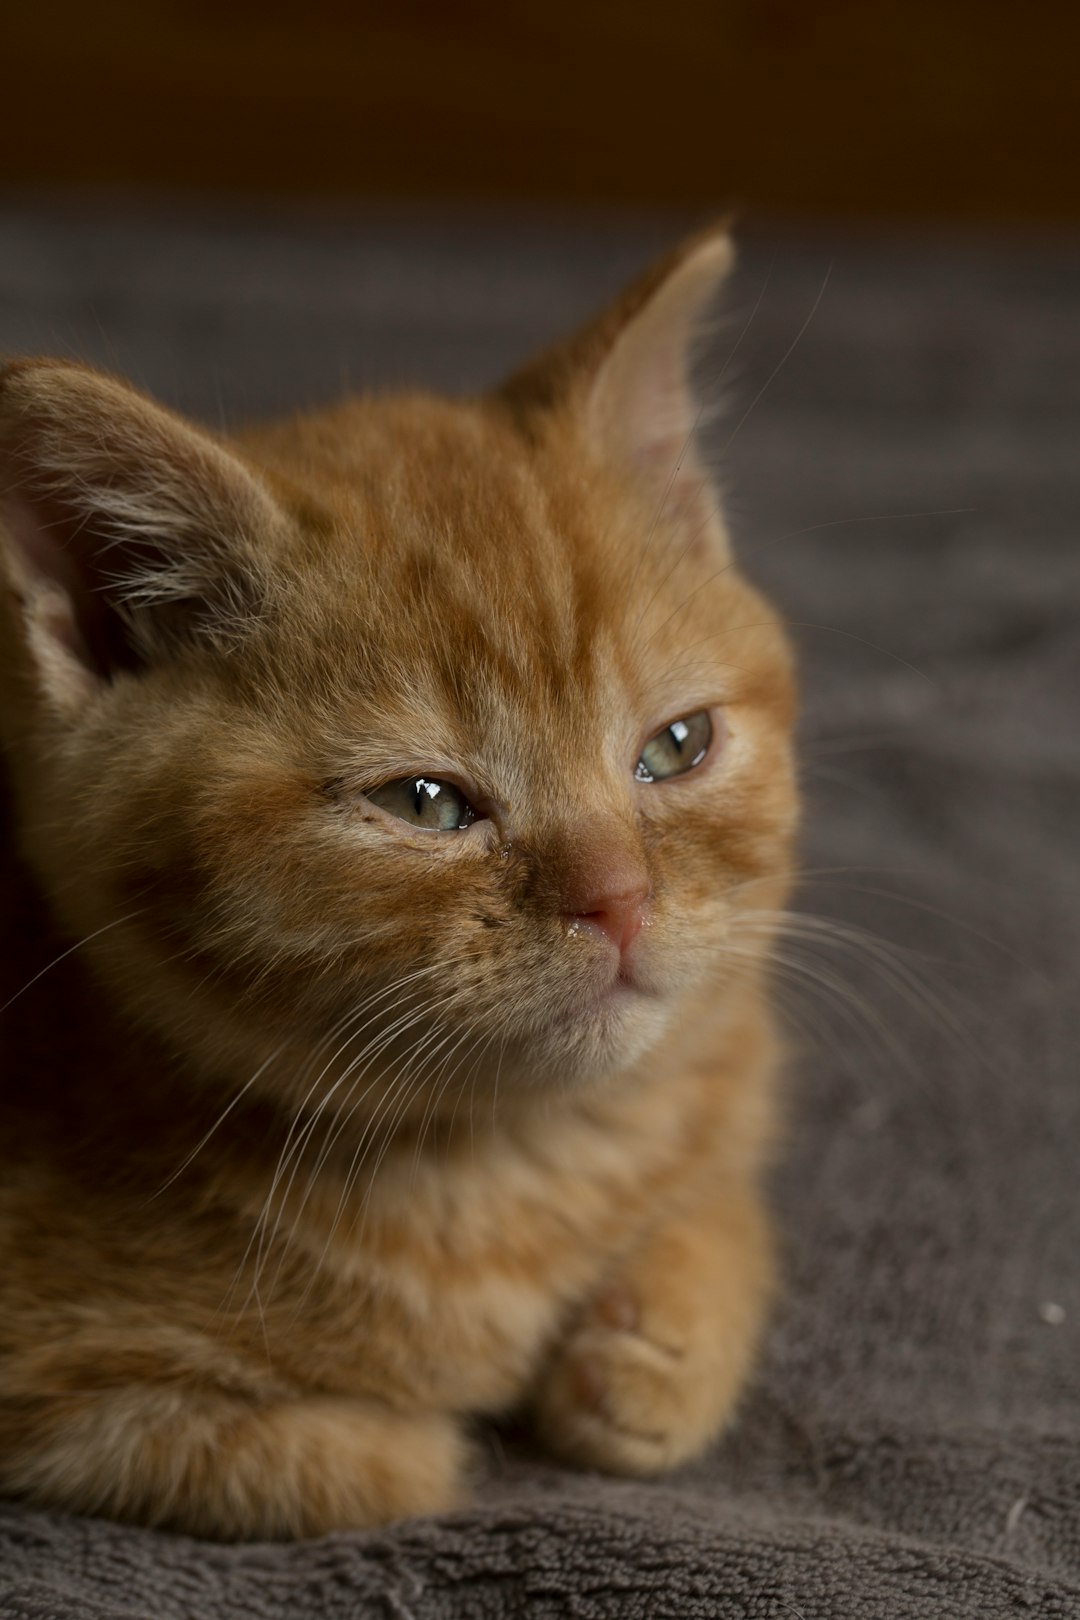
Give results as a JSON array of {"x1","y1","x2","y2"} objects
[{"x1": 0, "y1": 229, "x2": 796, "y2": 1115}]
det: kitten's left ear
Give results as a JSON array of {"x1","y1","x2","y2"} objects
[
  {"x1": 501, "y1": 226, "x2": 735, "y2": 553},
  {"x1": 0, "y1": 360, "x2": 287, "y2": 724}
]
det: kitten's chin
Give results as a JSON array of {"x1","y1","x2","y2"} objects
[{"x1": 513, "y1": 984, "x2": 672, "y2": 1087}]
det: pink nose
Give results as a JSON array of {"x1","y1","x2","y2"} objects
[{"x1": 565, "y1": 884, "x2": 651, "y2": 954}]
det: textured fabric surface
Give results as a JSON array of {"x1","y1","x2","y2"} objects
[{"x1": 1, "y1": 200, "x2": 1078, "y2": 1617}]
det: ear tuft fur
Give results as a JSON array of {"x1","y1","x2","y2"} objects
[{"x1": 0, "y1": 362, "x2": 283, "y2": 700}]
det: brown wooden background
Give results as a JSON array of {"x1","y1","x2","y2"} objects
[{"x1": 5, "y1": 0, "x2": 1078, "y2": 223}]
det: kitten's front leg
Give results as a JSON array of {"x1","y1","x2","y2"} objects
[
  {"x1": 2, "y1": 1384, "x2": 467, "y2": 1538},
  {"x1": 533, "y1": 1175, "x2": 772, "y2": 1475}
]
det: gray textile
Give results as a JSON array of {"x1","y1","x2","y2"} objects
[{"x1": 1, "y1": 200, "x2": 1078, "y2": 1618}]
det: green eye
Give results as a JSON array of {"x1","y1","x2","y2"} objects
[
  {"x1": 366, "y1": 777, "x2": 477, "y2": 831},
  {"x1": 635, "y1": 710, "x2": 714, "y2": 783}
]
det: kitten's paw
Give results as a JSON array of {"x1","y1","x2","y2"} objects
[
  {"x1": 534, "y1": 1178, "x2": 774, "y2": 1479},
  {"x1": 533, "y1": 1281, "x2": 731, "y2": 1476}
]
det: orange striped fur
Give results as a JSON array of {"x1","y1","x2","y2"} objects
[{"x1": 0, "y1": 230, "x2": 797, "y2": 1537}]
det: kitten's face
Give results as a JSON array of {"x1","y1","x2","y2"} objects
[{"x1": 0, "y1": 231, "x2": 796, "y2": 1115}]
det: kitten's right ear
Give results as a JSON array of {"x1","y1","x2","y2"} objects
[
  {"x1": 500, "y1": 227, "x2": 735, "y2": 555},
  {"x1": 0, "y1": 361, "x2": 285, "y2": 724}
]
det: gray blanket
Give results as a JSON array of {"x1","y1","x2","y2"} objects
[{"x1": 1, "y1": 202, "x2": 1078, "y2": 1618}]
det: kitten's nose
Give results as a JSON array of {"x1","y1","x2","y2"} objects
[
  {"x1": 555, "y1": 825, "x2": 652, "y2": 957},
  {"x1": 564, "y1": 878, "x2": 651, "y2": 954}
]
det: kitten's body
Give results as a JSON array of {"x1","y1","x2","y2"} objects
[{"x1": 0, "y1": 233, "x2": 797, "y2": 1537}]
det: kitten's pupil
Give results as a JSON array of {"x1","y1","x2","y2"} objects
[
  {"x1": 635, "y1": 710, "x2": 713, "y2": 783},
  {"x1": 414, "y1": 780, "x2": 438, "y2": 813},
  {"x1": 367, "y1": 776, "x2": 476, "y2": 831}
]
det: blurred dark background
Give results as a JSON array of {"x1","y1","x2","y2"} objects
[{"x1": 4, "y1": 0, "x2": 1077, "y2": 225}]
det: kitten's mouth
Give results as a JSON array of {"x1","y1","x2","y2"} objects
[
  {"x1": 541, "y1": 969, "x2": 654, "y2": 1034},
  {"x1": 603, "y1": 978, "x2": 652, "y2": 1016}
]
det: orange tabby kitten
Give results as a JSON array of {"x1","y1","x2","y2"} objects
[{"x1": 0, "y1": 229, "x2": 797, "y2": 1538}]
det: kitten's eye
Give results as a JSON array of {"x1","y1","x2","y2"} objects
[
  {"x1": 635, "y1": 710, "x2": 714, "y2": 783},
  {"x1": 366, "y1": 777, "x2": 478, "y2": 831}
]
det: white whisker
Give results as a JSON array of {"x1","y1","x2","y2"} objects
[{"x1": 0, "y1": 908, "x2": 146, "y2": 1017}]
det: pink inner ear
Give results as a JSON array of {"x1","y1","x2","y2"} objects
[
  {"x1": 2, "y1": 488, "x2": 78, "y2": 595},
  {"x1": 581, "y1": 235, "x2": 732, "y2": 558},
  {"x1": 599, "y1": 336, "x2": 687, "y2": 473},
  {"x1": 609, "y1": 340, "x2": 720, "y2": 547},
  {"x1": 38, "y1": 598, "x2": 94, "y2": 665},
  {"x1": 1, "y1": 485, "x2": 120, "y2": 675},
  {"x1": 588, "y1": 319, "x2": 721, "y2": 554}
]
